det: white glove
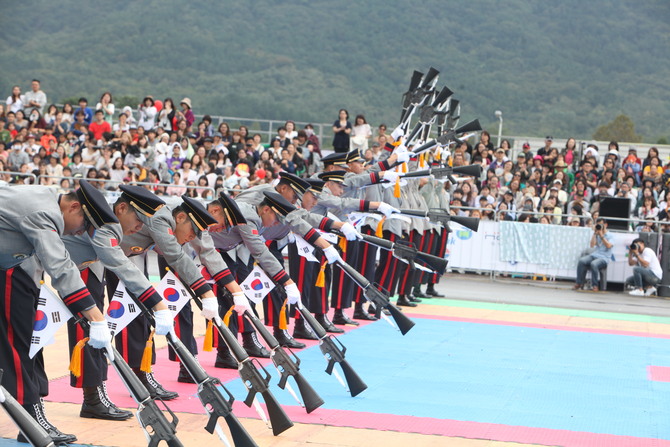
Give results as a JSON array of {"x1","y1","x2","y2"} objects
[
  {"x1": 285, "y1": 283, "x2": 301, "y2": 305},
  {"x1": 395, "y1": 151, "x2": 411, "y2": 164},
  {"x1": 391, "y1": 125, "x2": 404, "y2": 141},
  {"x1": 88, "y1": 321, "x2": 113, "y2": 361},
  {"x1": 377, "y1": 202, "x2": 400, "y2": 217},
  {"x1": 383, "y1": 170, "x2": 401, "y2": 184},
  {"x1": 153, "y1": 309, "x2": 174, "y2": 336},
  {"x1": 323, "y1": 245, "x2": 342, "y2": 264},
  {"x1": 200, "y1": 297, "x2": 219, "y2": 320},
  {"x1": 232, "y1": 292, "x2": 251, "y2": 314},
  {"x1": 340, "y1": 222, "x2": 363, "y2": 241},
  {"x1": 0, "y1": 387, "x2": 5, "y2": 403}
]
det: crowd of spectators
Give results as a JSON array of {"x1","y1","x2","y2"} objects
[
  {"x1": 0, "y1": 81, "x2": 666, "y2": 233},
  {"x1": 449, "y1": 134, "x2": 670, "y2": 232}
]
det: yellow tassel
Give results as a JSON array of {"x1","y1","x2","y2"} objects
[
  {"x1": 392, "y1": 139, "x2": 402, "y2": 147},
  {"x1": 69, "y1": 337, "x2": 89, "y2": 378},
  {"x1": 140, "y1": 330, "x2": 155, "y2": 373},
  {"x1": 339, "y1": 236, "x2": 347, "y2": 253},
  {"x1": 394, "y1": 177, "x2": 401, "y2": 198},
  {"x1": 203, "y1": 320, "x2": 214, "y2": 352},
  {"x1": 419, "y1": 153, "x2": 426, "y2": 168},
  {"x1": 223, "y1": 307, "x2": 234, "y2": 326},
  {"x1": 402, "y1": 162, "x2": 408, "y2": 174},
  {"x1": 435, "y1": 148, "x2": 441, "y2": 161},
  {"x1": 315, "y1": 262, "x2": 326, "y2": 287},
  {"x1": 376, "y1": 217, "x2": 386, "y2": 237},
  {"x1": 279, "y1": 300, "x2": 288, "y2": 330}
]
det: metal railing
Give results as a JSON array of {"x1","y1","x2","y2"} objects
[
  {"x1": 35, "y1": 174, "x2": 216, "y2": 198},
  {"x1": 0, "y1": 171, "x2": 37, "y2": 184}
]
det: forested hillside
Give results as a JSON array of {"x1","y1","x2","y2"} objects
[{"x1": 1, "y1": 0, "x2": 668, "y2": 141}]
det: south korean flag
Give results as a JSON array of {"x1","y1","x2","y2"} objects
[
  {"x1": 106, "y1": 281, "x2": 142, "y2": 335},
  {"x1": 241, "y1": 265, "x2": 275, "y2": 304},
  {"x1": 29, "y1": 286, "x2": 74, "y2": 358},
  {"x1": 154, "y1": 270, "x2": 191, "y2": 317}
]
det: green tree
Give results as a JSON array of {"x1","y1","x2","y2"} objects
[
  {"x1": 592, "y1": 115, "x2": 643, "y2": 143},
  {"x1": 657, "y1": 137, "x2": 668, "y2": 145}
]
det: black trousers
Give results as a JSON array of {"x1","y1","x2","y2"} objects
[
  {"x1": 288, "y1": 244, "x2": 331, "y2": 316},
  {"x1": 67, "y1": 268, "x2": 108, "y2": 387},
  {"x1": 374, "y1": 231, "x2": 405, "y2": 296},
  {"x1": 330, "y1": 239, "x2": 360, "y2": 310},
  {"x1": 350, "y1": 225, "x2": 379, "y2": 305},
  {"x1": 396, "y1": 230, "x2": 423, "y2": 295},
  {"x1": 106, "y1": 268, "x2": 156, "y2": 369},
  {"x1": 0, "y1": 266, "x2": 44, "y2": 406}
]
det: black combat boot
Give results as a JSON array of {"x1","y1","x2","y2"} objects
[
  {"x1": 292, "y1": 318, "x2": 318, "y2": 340},
  {"x1": 133, "y1": 368, "x2": 179, "y2": 400},
  {"x1": 80, "y1": 383, "x2": 133, "y2": 420},
  {"x1": 331, "y1": 309, "x2": 359, "y2": 326},
  {"x1": 315, "y1": 313, "x2": 345, "y2": 333},
  {"x1": 413, "y1": 285, "x2": 430, "y2": 298},
  {"x1": 425, "y1": 284, "x2": 445, "y2": 297},
  {"x1": 177, "y1": 363, "x2": 196, "y2": 383},
  {"x1": 17, "y1": 398, "x2": 77, "y2": 444},
  {"x1": 352, "y1": 302, "x2": 378, "y2": 321},
  {"x1": 242, "y1": 332, "x2": 270, "y2": 358},
  {"x1": 396, "y1": 295, "x2": 417, "y2": 307},
  {"x1": 273, "y1": 328, "x2": 306, "y2": 349},
  {"x1": 214, "y1": 344, "x2": 238, "y2": 369}
]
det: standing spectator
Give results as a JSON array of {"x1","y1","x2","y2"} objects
[
  {"x1": 74, "y1": 97, "x2": 93, "y2": 125},
  {"x1": 304, "y1": 123, "x2": 320, "y2": 154},
  {"x1": 22, "y1": 79, "x2": 47, "y2": 115},
  {"x1": 95, "y1": 92, "x2": 115, "y2": 125},
  {"x1": 178, "y1": 98, "x2": 194, "y2": 128},
  {"x1": 332, "y1": 108, "x2": 351, "y2": 153},
  {"x1": 626, "y1": 238, "x2": 663, "y2": 296},
  {"x1": 6, "y1": 85, "x2": 24, "y2": 113},
  {"x1": 538, "y1": 136, "x2": 553, "y2": 157},
  {"x1": 376, "y1": 123, "x2": 388, "y2": 144},
  {"x1": 137, "y1": 96, "x2": 157, "y2": 131},
  {"x1": 158, "y1": 97, "x2": 176, "y2": 131},
  {"x1": 89, "y1": 109, "x2": 111, "y2": 141},
  {"x1": 284, "y1": 120, "x2": 298, "y2": 140},
  {"x1": 350, "y1": 114, "x2": 372, "y2": 151},
  {"x1": 574, "y1": 218, "x2": 613, "y2": 291}
]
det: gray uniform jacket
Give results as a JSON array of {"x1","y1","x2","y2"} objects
[
  {"x1": 62, "y1": 223, "x2": 163, "y2": 308},
  {"x1": 120, "y1": 205, "x2": 231, "y2": 296},
  {"x1": 205, "y1": 202, "x2": 291, "y2": 285},
  {"x1": 0, "y1": 186, "x2": 95, "y2": 313}
]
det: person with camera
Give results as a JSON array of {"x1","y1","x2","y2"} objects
[
  {"x1": 626, "y1": 238, "x2": 663, "y2": 296},
  {"x1": 574, "y1": 218, "x2": 613, "y2": 291}
]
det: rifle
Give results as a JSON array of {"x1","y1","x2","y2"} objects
[
  {"x1": 401, "y1": 164, "x2": 482, "y2": 184},
  {"x1": 356, "y1": 233, "x2": 448, "y2": 275},
  {"x1": 126, "y1": 291, "x2": 258, "y2": 447},
  {"x1": 0, "y1": 370, "x2": 55, "y2": 447},
  {"x1": 295, "y1": 305, "x2": 368, "y2": 397},
  {"x1": 333, "y1": 259, "x2": 416, "y2": 336},
  {"x1": 186, "y1": 289, "x2": 293, "y2": 436},
  {"x1": 104, "y1": 345, "x2": 184, "y2": 447},
  {"x1": 402, "y1": 85, "x2": 454, "y2": 146},
  {"x1": 396, "y1": 208, "x2": 480, "y2": 232},
  {"x1": 243, "y1": 309, "x2": 325, "y2": 414},
  {"x1": 72, "y1": 317, "x2": 185, "y2": 447},
  {"x1": 399, "y1": 67, "x2": 440, "y2": 127}
]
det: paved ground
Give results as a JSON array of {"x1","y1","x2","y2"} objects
[{"x1": 2, "y1": 272, "x2": 669, "y2": 447}]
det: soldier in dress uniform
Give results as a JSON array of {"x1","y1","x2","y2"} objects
[
  {"x1": 0, "y1": 183, "x2": 113, "y2": 445},
  {"x1": 62, "y1": 183, "x2": 174, "y2": 420},
  {"x1": 308, "y1": 170, "x2": 399, "y2": 326},
  {"x1": 112, "y1": 190, "x2": 236, "y2": 392},
  {"x1": 232, "y1": 173, "x2": 345, "y2": 354},
  {"x1": 201, "y1": 192, "x2": 305, "y2": 367}
]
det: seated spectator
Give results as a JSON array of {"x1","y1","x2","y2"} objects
[
  {"x1": 574, "y1": 218, "x2": 612, "y2": 291},
  {"x1": 642, "y1": 156, "x2": 663, "y2": 185},
  {"x1": 622, "y1": 148, "x2": 642, "y2": 183},
  {"x1": 626, "y1": 238, "x2": 663, "y2": 296}
]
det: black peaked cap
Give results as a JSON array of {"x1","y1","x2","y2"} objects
[
  {"x1": 119, "y1": 184, "x2": 166, "y2": 217},
  {"x1": 77, "y1": 180, "x2": 119, "y2": 229}
]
